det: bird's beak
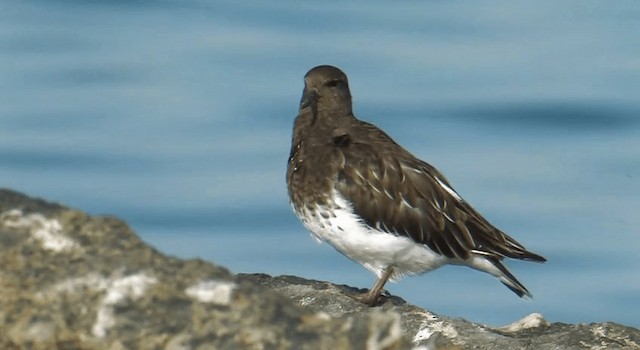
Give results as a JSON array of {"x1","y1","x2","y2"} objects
[{"x1": 300, "y1": 87, "x2": 319, "y2": 109}]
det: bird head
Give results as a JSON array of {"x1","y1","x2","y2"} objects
[{"x1": 300, "y1": 65, "x2": 353, "y2": 116}]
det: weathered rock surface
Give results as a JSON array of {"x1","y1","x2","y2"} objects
[{"x1": 0, "y1": 188, "x2": 638, "y2": 349}]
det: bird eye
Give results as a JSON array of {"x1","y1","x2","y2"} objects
[{"x1": 324, "y1": 79, "x2": 342, "y2": 87}]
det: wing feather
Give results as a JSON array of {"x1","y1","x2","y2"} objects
[{"x1": 334, "y1": 121, "x2": 546, "y2": 262}]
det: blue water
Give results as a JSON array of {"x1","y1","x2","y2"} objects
[{"x1": 2, "y1": 0, "x2": 639, "y2": 327}]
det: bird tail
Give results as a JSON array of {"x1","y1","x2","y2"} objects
[
  {"x1": 467, "y1": 256, "x2": 534, "y2": 298},
  {"x1": 492, "y1": 260, "x2": 532, "y2": 298}
]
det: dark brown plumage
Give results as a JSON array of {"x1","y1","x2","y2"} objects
[{"x1": 287, "y1": 65, "x2": 546, "y2": 305}]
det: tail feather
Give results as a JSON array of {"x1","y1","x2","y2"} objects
[
  {"x1": 493, "y1": 259, "x2": 532, "y2": 298},
  {"x1": 467, "y1": 255, "x2": 535, "y2": 298},
  {"x1": 500, "y1": 280, "x2": 530, "y2": 298}
]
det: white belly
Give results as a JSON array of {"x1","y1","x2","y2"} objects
[{"x1": 294, "y1": 190, "x2": 449, "y2": 281}]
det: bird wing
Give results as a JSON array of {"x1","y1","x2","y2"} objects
[{"x1": 334, "y1": 121, "x2": 545, "y2": 262}]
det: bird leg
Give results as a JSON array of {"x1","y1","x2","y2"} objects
[{"x1": 354, "y1": 266, "x2": 394, "y2": 306}]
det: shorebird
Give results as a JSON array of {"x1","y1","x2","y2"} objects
[{"x1": 286, "y1": 65, "x2": 546, "y2": 306}]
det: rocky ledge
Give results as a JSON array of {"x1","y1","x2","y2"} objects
[{"x1": 0, "y1": 188, "x2": 638, "y2": 349}]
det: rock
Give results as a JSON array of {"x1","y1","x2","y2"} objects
[
  {"x1": 237, "y1": 274, "x2": 640, "y2": 349},
  {"x1": 0, "y1": 189, "x2": 407, "y2": 350},
  {"x1": 1, "y1": 188, "x2": 638, "y2": 349}
]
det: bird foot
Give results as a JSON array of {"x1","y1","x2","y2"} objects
[{"x1": 350, "y1": 290, "x2": 387, "y2": 307}]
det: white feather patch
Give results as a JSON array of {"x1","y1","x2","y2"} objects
[{"x1": 295, "y1": 190, "x2": 449, "y2": 280}]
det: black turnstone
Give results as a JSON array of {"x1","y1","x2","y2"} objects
[{"x1": 286, "y1": 65, "x2": 546, "y2": 306}]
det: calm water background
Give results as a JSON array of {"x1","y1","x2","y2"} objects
[{"x1": 2, "y1": 1, "x2": 639, "y2": 327}]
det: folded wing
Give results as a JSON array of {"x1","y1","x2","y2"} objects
[{"x1": 335, "y1": 121, "x2": 546, "y2": 263}]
